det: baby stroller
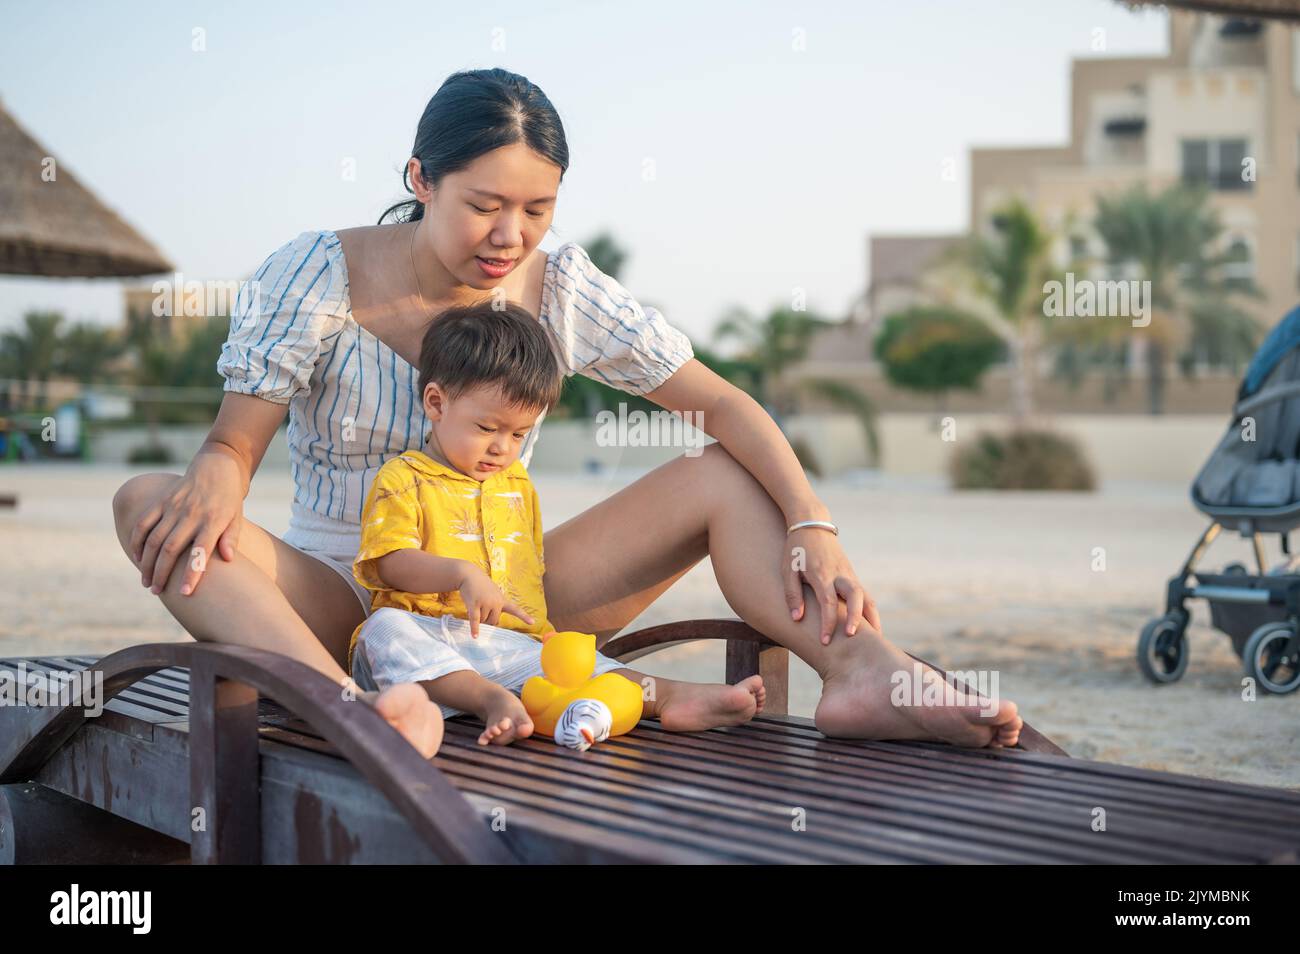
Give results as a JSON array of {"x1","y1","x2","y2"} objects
[{"x1": 1140, "y1": 304, "x2": 1300, "y2": 694}]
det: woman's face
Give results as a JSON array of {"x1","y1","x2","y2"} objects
[{"x1": 410, "y1": 142, "x2": 561, "y2": 290}]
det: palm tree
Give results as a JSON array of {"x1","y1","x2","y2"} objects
[
  {"x1": 55, "y1": 321, "x2": 125, "y2": 384},
  {"x1": 0, "y1": 311, "x2": 64, "y2": 411},
  {"x1": 714, "y1": 304, "x2": 879, "y2": 464},
  {"x1": 1093, "y1": 182, "x2": 1260, "y2": 414},
  {"x1": 932, "y1": 198, "x2": 1062, "y2": 423}
]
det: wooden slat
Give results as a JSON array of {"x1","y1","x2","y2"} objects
[
  {"x1": 569, "y1": 728, "x2": 1273, "y2": 863},
  {"x1": 0, "y1": 658, "x2": 184, "y2": 727},
  {"x1": 434, "y1": 723, "x2": 1033, "y2": 863},
  {"x1": 446, "y1": 723, "x2": 1247, "y2": 863},
  {"x1": 30, "y1": 658, "x2": 191, "y2": 718},
  {"x1": 740, "y1": 715, "x2": 1300, "y2": 815}
]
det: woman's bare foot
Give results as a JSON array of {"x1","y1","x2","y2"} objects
[
  {"x1": 815, "y1": 637, "x2": 1021, "y2": 748},
  {"x1": 475, "y1": 691, "x2": 535, "y2": 746},
  {"x1": 362, "y1": 683, "x2": 445, "y2": 758},
  {"x1": 655, "y1": 675, "x2": 764, "y2": 731}
]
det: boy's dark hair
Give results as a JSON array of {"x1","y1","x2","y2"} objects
[{"x1": 416, "y1": 301, "x2": 563, "y2": 412}]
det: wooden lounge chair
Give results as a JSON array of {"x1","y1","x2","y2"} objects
[{"x1": 3, "y1": 619, "x2": 1299, "y2": 864}]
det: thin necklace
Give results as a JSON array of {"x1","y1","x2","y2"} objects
[{"x1": 409, "y1": 222, "x2": 433, "y2": 321}]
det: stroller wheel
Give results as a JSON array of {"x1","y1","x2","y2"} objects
[
  {"x1": 1242, "y1": 622, "x2": 1300, "y2": 695},
  {"x1": 1138, "y1": 613, "x2": 1190, "y2": 684},
  {"x1": 1223, "y1": 562, "x2": 1249, "y2": 576}
]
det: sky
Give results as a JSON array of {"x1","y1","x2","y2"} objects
[{"x1": 0, "y1": 0, "x2": 1169, "y2": 345}]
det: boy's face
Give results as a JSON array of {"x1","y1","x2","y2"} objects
[{"x1": 421, "y1": 381, "x2": 543, "y2": 481}]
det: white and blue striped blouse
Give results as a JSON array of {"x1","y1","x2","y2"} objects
[{"x1": 217, "y1": 229, "x2": 695, "y2": 536}]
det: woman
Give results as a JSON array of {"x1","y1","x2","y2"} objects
[{"x1": 112, "y1": 68, "x2": 1021, "y2": 757}]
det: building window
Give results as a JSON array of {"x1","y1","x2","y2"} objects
[
  {"x1": 1181, "y1": 138, "x2": 1251, "y2": 190},
  {"x1": 1223, "y1": 236, "x2": 1254, "y2": 291}
]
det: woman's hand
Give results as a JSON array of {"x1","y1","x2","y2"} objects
[
  {"x1": 130, "y1": 447, "x2": 247, "y2": 597},
  {"x1": 457, "y1": 564, "x2": 534, "y2": 636},
  {"x1": 782, "y1": 527, "x2": 881, "y2": 645}
]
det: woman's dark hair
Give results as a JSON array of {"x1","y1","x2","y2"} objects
[
  {"x1": 379, "y1": 68, "x2": 569, "y2": 224},
  {"x1": 417, "y1": 301, "x2": 563, "y2": 413}
]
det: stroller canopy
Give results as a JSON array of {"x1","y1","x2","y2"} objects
[
  {"x1": 1240, "y1": 304, "x2": 1300, "y2": 401},
  {"x1": 1194, "y1": 302, "x2": 1300, "y2": 530}
]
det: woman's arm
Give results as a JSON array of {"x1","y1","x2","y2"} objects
[
  {"x1": 644, "y1": 358, "x2": 880, "y2": 644},
  {"x1": 204, "y1": 390, "x2": 290, "y2": 492},
  {"x1": 132, "y1": 392, "x2": 287, "y2": 596}
]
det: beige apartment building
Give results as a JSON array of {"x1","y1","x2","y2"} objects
[
  {"x1": 792, "y1": 10, "x2": 1300, "y2": 415},
  {"x1": 969, "y1": 10, "x2": 1300, "y2": 329}
]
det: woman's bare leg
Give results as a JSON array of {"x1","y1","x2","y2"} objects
[
  {"x1": 614, "y1": 668, "x2": 766, "y2": 731},
  {"x1": 111, "y1": 473, "x2": 445, "y2": 757},
  {"x1": 543, "y1": 444, "x2": 1021, "y2": 747}
]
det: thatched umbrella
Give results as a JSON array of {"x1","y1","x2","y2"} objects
[
  {"x1": 1119, "y1": 0, "x2": 1300, "y2": 20},
  {"x1": 0, "y1": 97, "x2": 173, "y2": 277}
]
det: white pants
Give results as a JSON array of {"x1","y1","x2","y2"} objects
[{"x1": 351, "y1": 607, "x2": 626, "y2": 719}]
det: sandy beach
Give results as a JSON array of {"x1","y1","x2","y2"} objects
[{"x1": 1, "y1": 462, "x2": 1296, "y2": 791}]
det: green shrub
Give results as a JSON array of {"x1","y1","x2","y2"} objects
[
  {"x1": 874, "y1": 306, "x2": 1003, "y2": 397},
  {"x1": 950, "y1": 428, "x2": 1095, "y2": 491}
]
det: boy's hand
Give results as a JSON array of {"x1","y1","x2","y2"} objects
[{"x1": 457, "y1": 564, "x2": 534, "y2": 637}]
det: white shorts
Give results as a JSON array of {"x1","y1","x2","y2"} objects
[{"x1": 351, "y1": 607, "x2": 627, "y2": 719}]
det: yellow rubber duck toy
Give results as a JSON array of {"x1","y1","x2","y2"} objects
[{"x1": 521, "y1": 631, "x2": 643, "y2": 751}]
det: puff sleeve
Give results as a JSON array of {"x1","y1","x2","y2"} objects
[
  {"x1": 352, "y1": 458, "x2": 425, "y2": 592},
  {"x1": 217, "y1": 230, "x2": 346, "y2": 404},
  {"x1": 540, "y1": 243, "x2": 695, "y2": 396}
]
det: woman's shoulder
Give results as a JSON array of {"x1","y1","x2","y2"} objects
[
  {"x1": 217, "y1": 229, "x2": 349, "y2": 403},
  {"x1": 537, "y1": 239, "x2": 695, "y2": 394},
  {"x1": 257, "y1": 228, "x2": 343, "y2": 270},
  {"x1": 242, "y1": 229, "x2": 347, "y2": 316},
  {"x1": 542, "y1": 239, "x2": 636, "y2": 318},
  {"x1": 544, "y1": 239, "x2": 600, "y2": 286}
]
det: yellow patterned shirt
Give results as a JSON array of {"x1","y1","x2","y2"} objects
[{"x1": 348, "y1": 449, "x2": 551, "y2": 673}]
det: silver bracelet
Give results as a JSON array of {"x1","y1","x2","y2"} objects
[{"x1": 786, "y1": 519, "x2": 838, "y2": 536}]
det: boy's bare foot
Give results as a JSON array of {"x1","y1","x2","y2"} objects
[
  {"x1": 476, "y1": 691, "x2": 535, "y2": 746},
  {"x1": 655, "y1": 675, "x2": 763, "y2": 731},
  {"x1": 815, "y1": 638, "x2": 1022, "y2": 748},
  {"x1": 363, "y1": 683, "x2": 445, "y2": 758}
]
